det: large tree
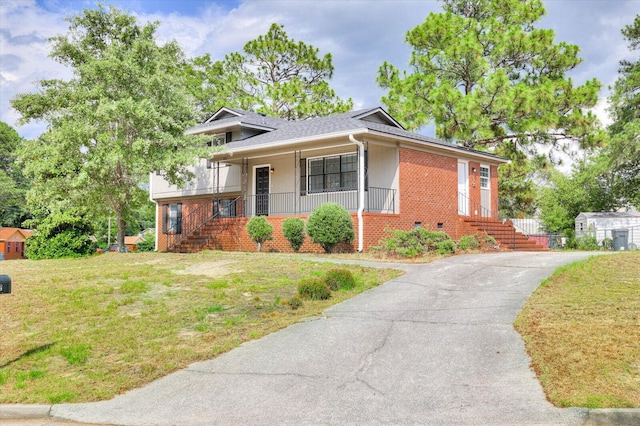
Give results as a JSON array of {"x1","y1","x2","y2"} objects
[
  {"x1": 11, "y1": 5, "x2": 202, "y2": 252},
  {"x1": 186, "y1": 23, "x2": 353, "y2": 120},
  {"x1": 605, "y1": 15, "x2": 640, "y2": 208},
  {"x1": 0, "y1": 122, "x2": 31, "y2": 227},
  {"x1": 377, "y1": 0, "x2": 603, "y2": 217}
]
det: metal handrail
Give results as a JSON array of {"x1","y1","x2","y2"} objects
[{"x1": 458, "y1": 192, "x2": 497, "y2": 220}]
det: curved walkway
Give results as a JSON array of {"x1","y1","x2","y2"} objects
[{"x1": 2, "y1": 252, "x2": 636, "y2": 425}]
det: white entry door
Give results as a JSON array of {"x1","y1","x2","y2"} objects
[
  {"x1": 480, "y1": 165, "x2": 491, "y2": 217},
  {"x1": 458, "y1": 161, "x2": 469, "y2": 216}
]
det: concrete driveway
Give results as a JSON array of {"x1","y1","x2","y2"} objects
[{"x1": 7, "y1": 252, "x2": 603, "y2": 425}]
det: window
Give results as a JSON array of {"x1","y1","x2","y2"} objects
[
  {"x1": 307, "y1": 153, "x2": 358, "y2": 193},
  {"x1": 162, "y1": 203, "x2": 182, "y2": 234},
  {"x1": 214, "y1": 199, "x2": 237, "y2": 218},
  {"x1": 480, "y1": 166, "x2": 490, "y2": 189},
  {"x1": 6, "y1": 242, "x2": 11, "y2": 253},
  {"x1": 206, "y1": 133, "x2": 232, "y2": 169}
]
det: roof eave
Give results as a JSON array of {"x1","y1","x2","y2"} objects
[
  {"x1": 185, "y1": 121, "x2": 277, "y2": 136},
  {"x1": 211, "y1": 128, "x2": 508, "y2": 164}
]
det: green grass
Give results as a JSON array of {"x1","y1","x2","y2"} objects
[
  {"x1": 0, "y1": 251, "x2": 402, "y2": 403},
  {"x1": 515, "y1": 252, "x2": 640, "y2": 408}
]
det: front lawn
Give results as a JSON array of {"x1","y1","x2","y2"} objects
[
  {"x1": 515, "y1": 252, "x2": 640, "y2": 408},
  {"x1": 0, "y1": 251, "x2": 402, "y2": 403}
]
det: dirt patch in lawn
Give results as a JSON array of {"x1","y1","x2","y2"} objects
[{"x1": 173, "y1": 260, "x2": 239, "y2": 278}]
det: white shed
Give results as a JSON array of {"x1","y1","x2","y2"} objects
[{"x1": 575, "y1": 212, "x2": 640, "y2": 250}]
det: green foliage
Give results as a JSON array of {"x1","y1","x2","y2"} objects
[
  {"x1": 287, "y1": 296, "x2": 303, "y2": 310},
  {"x1": 377, "y1": 0, "x2": 603, "y2": 214},
  {"x1": 25, "y1": 211, "x2": 95, "y2": 260},
  {"x1": 246, "y1": 216, "x2": 273, "y2": 251},
  {"x1": 306, "y1": 203, "x2": 355, "y2": 253},
  {"x1": 186, "y1": 23, "x2": 353, "y2": 120},
  {"x1": 378, "y1": 0, "x2": 601, "y2": 149},
  {"x1": 538, "y1": 163, "x2": 622, "y2": 235},
  {"x1": 0, "y1": 122, "x2": 31, "y2": 227},
  {"x1": 576, "y1": 235, "x2": 600, "y2": 251},
  {"x1": 282, "y1": 217, "x2": 306, "y2": 252},
  {"x1": 458, "y1": 234, "x2": 480, "y2": 251},
  {"x1": 458, "y1": 233, "x2": 497, "y2": 251},
  {"x1": 604, "y1": 16, "x2": 640, "y2": 210},
  {"x1": 11, "y1": 5, "x2": 203, "y2": 251},
  {"x1": 297, "y1": 277, "x2": 331, "y2": 300},
  {"x1": 135, "y1": 232, "x2": 155, "y2": 252},
  {"x1": 324, "y1": 269, "x2": 356, "y2": 291},
  {"x1": 375, "y1": 227, "x2": 456, "y2": 258}
]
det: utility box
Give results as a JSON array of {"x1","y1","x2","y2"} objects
[
  {"x1": 612, "y1": 229, "x2": 629, "y2": 251},
  {"x1": 0, "y1": 275, "x2": 11, "y2": 294}
]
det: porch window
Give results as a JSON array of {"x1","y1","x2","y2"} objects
[
  {"x1": 480, "y1": 166, "x2": 490, "y2": 189},
  {"x1": 162, "y1": 203, "x2": 182, "y2": 234},
  {"x1": 214, "y1": 198, "x2": 237, "y2": 218},
  {"x1": 307, "y1": 153, "x2": 359, "y2": 193}
]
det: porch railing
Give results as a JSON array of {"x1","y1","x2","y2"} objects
[{"x1": 244, "y1": 186, "x2": 396, "y2": 216}]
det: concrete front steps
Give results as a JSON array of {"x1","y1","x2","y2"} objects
[{"x1": 462, "y1": 218, "x2": 549, "y2": 252}]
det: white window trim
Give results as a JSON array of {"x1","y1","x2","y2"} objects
[
  {"x1": 480, "y1": 165, "x2": 490, "y2": 190},
  {"x1": 306, "y1": 152, "x2": 358, "y2": 194}
]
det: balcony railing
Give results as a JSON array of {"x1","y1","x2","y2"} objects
[{"x1": 244, "y1": 186, "x2": 396, "y2": 216}]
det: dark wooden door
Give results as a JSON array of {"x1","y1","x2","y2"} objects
[{"x1": 255, "y1": 166, "x2": 269, "y2": 216}]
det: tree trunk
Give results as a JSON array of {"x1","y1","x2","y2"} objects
[{"x1": 116, "y1": 213, "x2": 127, "y2": 253}]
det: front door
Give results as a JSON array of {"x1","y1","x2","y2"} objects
[
  {"x1": 255, "y1": 166, "x2": 270, "y2": 216},
  {"x1": 458, "y1": 161, "x2": 469, "y2": 216},
  {"x1": 480, "y1": 165, "x2": 491, "y2": 217}
]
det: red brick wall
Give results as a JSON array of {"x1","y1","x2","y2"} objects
[{"x1": 1, "y1": 241, "x2": 26, "y2": 260}]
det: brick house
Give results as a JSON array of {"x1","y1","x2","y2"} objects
[
  {"x1": 150, "y1": 107, "x2": 544, "y2": 253},
  {"x1": 0, "y1": 228, "x2": 32, "y2": 260}
]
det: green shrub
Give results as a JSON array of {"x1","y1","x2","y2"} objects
[
  {"x1": 458, "y1": 234, "x2": 481, "y2": 251},
  {"x1": 435, "y1": 239, "x2": 457, "y2": 254},
  {"x1": 297, "y1": 277, "x2": 331, "y2": 300},
  {"x1": 282, "y1": 217, "x2": 306, "y2": 252},
  {"x1": 246, "y1": 216, "x2": 273, "y2": 252},
  {"x1": 324, "y1": 268, "x2": 356, "y2": 291},
  {"x1": 374, "y1": 227, "x2": 456, "y2": 258},
  {"x1": 306, "y1": 203, "x2": 355, "y2": 253},
  {"x1": 24, "y1": 210, "x2": 95, "y2": 260},
  {"x1": 577, "y1": 234, "x2": 599, "y2": 251},
  {"x1": 135, "y1": 232, "x2": 155, "y2": 252},
  {"x1": 287, "y1": 296, "x2": 303, "y2": 310}
]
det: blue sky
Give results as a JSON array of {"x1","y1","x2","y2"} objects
[{"x1": 2, "y1": 0, "x2": 639, "y2": 143}]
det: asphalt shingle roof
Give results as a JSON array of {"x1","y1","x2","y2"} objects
[{"x1": 188, "y1": 107, "x2": 506, "y2": 162}]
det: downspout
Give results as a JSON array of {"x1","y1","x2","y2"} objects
[
  {"x1": 149, "y1": 172, "x2": 159, "y2": 252},
  {"x1": 349, "y1": 134, "x2": 365, "y2": 252}
]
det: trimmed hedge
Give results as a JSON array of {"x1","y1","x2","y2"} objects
[
  {"x1": 306, "y1": 203, "x2": 354, "y2": 253},
  {"x1": 297, "y1": 277, "x2": 331, "y2": 300},
  {"x1": 324, "y1": 268, "x2": 356, "y2": 291}
]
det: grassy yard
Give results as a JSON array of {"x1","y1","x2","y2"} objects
[
  {"x1": 0, "y1": 251, "x2": 402, "y2": 404},
  {"x1": 515, "y1": 252, "x2": 640, "y2": 408}
]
